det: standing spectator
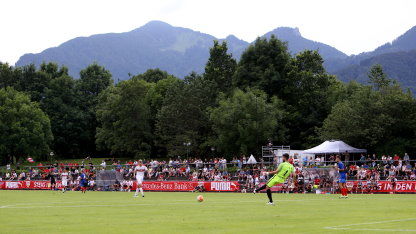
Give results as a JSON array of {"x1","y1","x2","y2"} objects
[
  {"x1": 100, "y1": 160, "x2": 106, "y2": 170},
  {"x1": 344, "y1": 153, "x2": 350, "y2": 165},
  {"x1": 382, "y1": 155, "x2": 387, "y2": 165},
  {"x1": 302, "y1": 156, "x2": 309, "y2": 166},
  {"x1": 359, "y1": 154, "x2": 366, "y2": 166},
  {"x1": 237, "y1": 158, "x2": 242, "y2": 169},
  {"x1": 404, "y1": 153, "x2": 410, "y2": 163},
  {"x1": 387, "y1": 155, "x2": 393, "y2": 165}
]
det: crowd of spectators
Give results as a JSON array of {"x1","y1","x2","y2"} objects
[{"x1": 1, "y1": 153, "x2": 415, "y2": 193}]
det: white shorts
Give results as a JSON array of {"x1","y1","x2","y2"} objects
[
  {"x1": 136, "y1": 176, "x2": 144, "y2": 184},
  {"x1": 62, "y1": 180, "x2": 68, "y2": 186}
]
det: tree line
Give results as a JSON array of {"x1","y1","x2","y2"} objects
[{"x1": 1, "y1": 36, "x2": 416, "y2": 163}]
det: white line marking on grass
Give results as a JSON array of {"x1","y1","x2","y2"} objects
[
  {"x1": 324, "y1": 218, "x2": 416, "y2": 232},
  {"x1": 0, "y1": 200, "x2": 262, "y2": 209},
  {"x1": 0, "y1": 197, "x2": 374, "y2": 209},
  {"x1": 0, "y1": 198, "x2": 335, "y2": 209},
  {"x1": 326, "y1": 228, "x2": 416, "y2": 232}
]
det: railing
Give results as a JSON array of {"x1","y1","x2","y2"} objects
[{"x1": 14, "y1": 159, "x2": 416, "y2": 169}]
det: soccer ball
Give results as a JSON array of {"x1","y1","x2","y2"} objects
[{"x1": 197, "y1": 195, "x2": 204, "y2": 202}]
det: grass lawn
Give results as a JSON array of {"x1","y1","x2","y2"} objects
[{"x1": 0, "y1": 191, "x2": 415, "y2": 233}]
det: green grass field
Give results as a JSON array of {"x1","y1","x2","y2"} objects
[{"x1": 0, "y1": 191, "x2": 415, "y2": 233}]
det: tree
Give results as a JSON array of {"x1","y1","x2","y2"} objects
[
  {"x1": 42, "y1": 75, "x2": 86, "y2": 158},
  {"x1": 156, "y1": 73, "x2": 216, "y2": 156},
  {"x1": 39, "y1": 62, "x2": 69, "y2": 79},
  {"x1": 78, "y1": 63, "x2": 113, "y2": 97},
  {"x1": 0, "y1": 88, "x2": 53, "y2": 164},
  {"x1": 76, "y1": 63, "x2": 113, "y2": 155},
  {"x1": 233, "y1": 35, "x2": 291, "y2": 97},
  {"x1": 133, "y1": 68, "x2": 176, "y2": 83},
  {"x1": 209, "y1": 89, "x2": 286, "y2": 155},
  {"x1": 319, "y1": 85, "x2": 416, "y2": 154},
  {"x1": 0, "y1": 62, "x2": 20, "y2": 88},
  {"x1": 204, "y1": 40, "x2": 237, "y2": 94},
  {"x1": 15, "y1": 64, "x2": 50, "y2": 102},
  {"x1": 283, "y1": 50, "x2": 337, "y2": 147},
  {"x1": 368, "y1": 64, "x2": 391, "y2": 90},
  {"x1": 96, "y1": 79, "x2": 152, "y2": 158},
  {"x1": 146, "y1": 76, "x2": 182, "y2": 156},
  {"x1": 146, "y1": 76, "x2": 182, "y2": 116}
]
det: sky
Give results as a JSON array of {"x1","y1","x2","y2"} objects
[{"x1": 1, "y1": 0, "x2": 415, "y2": 64}]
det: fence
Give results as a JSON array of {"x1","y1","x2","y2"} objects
[{"x1": 1, "y1": 159, "x2": 415, "y2": 182}]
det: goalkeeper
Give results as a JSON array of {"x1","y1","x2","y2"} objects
[{"x1": 254, "y1": 153, "x2": 295, "y2": 205}]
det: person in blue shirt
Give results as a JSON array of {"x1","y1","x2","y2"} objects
[
  {"x1": 335, "y1": 155, "x2": 348, "y2": 198},
  {"x1": 79, "y1": 169, "x2": 88, "y2": 193}
]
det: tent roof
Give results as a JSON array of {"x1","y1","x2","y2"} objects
[
  {"x1": 303, "y1": 140, "x2": 366, "y2": 154},
  {"x1": 247, "y1": 155, "x2": 257, "y2": 164}
]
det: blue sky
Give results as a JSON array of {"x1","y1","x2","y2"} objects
[{"x1": 1, "y1": 0, "x2": 415, "y2": 64}]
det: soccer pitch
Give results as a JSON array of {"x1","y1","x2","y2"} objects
[{"x1": 0, "y1": 191, "x2": 415, "y2": 233}]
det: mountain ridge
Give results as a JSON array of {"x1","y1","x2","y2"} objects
[
  {"x1": 15, "y1": 21, "x2": 416, "y2": 92},
  {"x1": 15, "y1": 20, "x2": 348, "y2": 79}
]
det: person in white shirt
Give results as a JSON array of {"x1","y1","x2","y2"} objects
[
  {"x1": 100, "y1": 160, "x2": 106, "y2": 170},
  {"x1": 254, "y1": 176, "x2": 260, "y2": 188},
  {"x1": 134, "y1": 160, "x2": 148, "y2": 197},
  {"x1": 61, "y1": 169, "x2": 70, "y2": 193}
]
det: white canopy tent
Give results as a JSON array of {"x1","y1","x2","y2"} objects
[
  {"x1": 303, "y1": 140, "x2": 366, "y2": 154},
  {"x1": 247, "y1": 154, "x2": 257, "y2": 164}
]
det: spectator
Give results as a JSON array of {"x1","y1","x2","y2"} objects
[
  {"x1": 100, "y1": 160, "x2": 106, "y2": 170},
  {"x1": 404, "y1": 153, "x2": 410, "y2": 163}
]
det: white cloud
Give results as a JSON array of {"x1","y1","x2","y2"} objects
[{"x1": 1, "y1": 0, "x2": 415, "y2": 64}]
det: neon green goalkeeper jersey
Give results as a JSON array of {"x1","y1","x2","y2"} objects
[{"x1": 276, "y1": 162, "x2": 294, "y2": 180}]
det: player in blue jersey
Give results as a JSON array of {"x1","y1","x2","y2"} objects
[
  {"x1": 335, "y1": 155, "x2": 348, "y2": 198},
  {"x1": 79, "y1": 169, "x2": 88, "y2": 193}
]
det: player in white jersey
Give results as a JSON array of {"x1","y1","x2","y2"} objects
[
  {"x1": 134, "y1": 160, "x2": 148, "y2": 197},
  {"x1": 61, "y1": 168, "x2": 69, "y2": 193}
]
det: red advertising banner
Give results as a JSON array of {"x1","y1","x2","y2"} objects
[
  {"x1": 1, "y1": 180, "x2": 415, "y2": 193},
  {"x1": 132, "y1": 181, "x2": 240, "y2": 192},
  {"x1": 346, "y1": 181, "x2": 416, "y2": 193},
  {"x1": 0, "y1": 180, "x2": 63, "y2": 190},
  {"x1": 0, "y1": 180, "x2": 240, "y2": 192}
]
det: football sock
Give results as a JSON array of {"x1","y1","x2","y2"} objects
[
  {"x1": 341, "y1": 188, "x2": 346, "y2": 196},
  {"x1": 135, "y1": 188, "x2": 139, "y2": 195},
  {"x1": 256, "y1": 184, "x2": 266, "y2": 192},
  {"x1": 140, "y1": 188, "x2": 144, "y2": 196},
  {"x1": 344, "y1": 188, "x2": 348, "y2": 196},
  {"x1": 266, "y1": 189, "x2": 273, "y2": 203}
]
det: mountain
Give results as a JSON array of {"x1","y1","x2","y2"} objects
[
  {"x1": 15, "y1": 21, "x2": 345, "y2": 79},
  {"x1": 335, "y1": 50, "x2": 416, "y2": 92},
  {"x1": 219, "y1": 35, "x2": 248, "y2": 60},
  {"x1": 262, "y1": 27, "x2": 348, "y2": 60},
  {"x1": 333, "y1": 26, "x2": 416, "y2": 91},
  {"x1": 362, "y1": 26, "x2": 416, "y2": 58},
  {"x1": 17, "y1": 21, "x2": 222, "y2": 79},
  {"x1": 14, "y1": 21, "x2": 416, "y2": 92}
]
